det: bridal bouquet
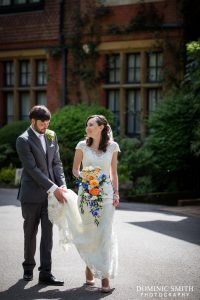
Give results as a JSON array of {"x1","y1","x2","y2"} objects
[{"x1": 75, "y1": 166, "x2": 107, "y2": 226}]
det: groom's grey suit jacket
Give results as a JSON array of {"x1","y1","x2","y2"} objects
[{"x1": 16, "y1": 127, "x2": 66, "y2": 204}]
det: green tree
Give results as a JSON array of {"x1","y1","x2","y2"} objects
[{"x1": 143, "y1": 40, "x2": 200, "y2": 193}]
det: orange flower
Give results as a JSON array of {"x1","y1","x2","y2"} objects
[
  {"x1": 89, "y1": 188, "x2": 100, "y2": 196},
  {"x1": 89, "y1": 179, "x2": 99, "y2": 187},
  {"x1": 88, "y1": 174, "x2": 95, "y2": 180},
  {"x1": 82, "y1": 172, "x2": 88, "y2": 180},
  {"x1": 95, "y1": 167, "x2": 101, "y2": 175}
]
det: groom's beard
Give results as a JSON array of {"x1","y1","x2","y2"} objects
[{"x1": 33, "y1": 124, "x2": 47, "y2": 134}]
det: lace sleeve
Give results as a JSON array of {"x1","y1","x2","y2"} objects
[
  {"x1": 110, "y1": 141, "x2": 121, "y2": 153},
  {"x1": 75, "y1": 141, "x2": 86, "y2": 153}
]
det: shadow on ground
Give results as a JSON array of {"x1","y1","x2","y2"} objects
[
  {"x1": 127, "y1": 212, "x2": 200, "y2": 246},
  {"x1": 0, "y1": 279, "x2": 112, "y2": 300}
]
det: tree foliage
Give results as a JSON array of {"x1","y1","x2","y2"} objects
[{"x1": 142, "y1": 40, "x2": 200, "y2": 193}]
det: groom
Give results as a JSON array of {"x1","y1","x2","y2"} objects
[{"x1": 16, "y1": 105, "x2": 66, "y2": 285}]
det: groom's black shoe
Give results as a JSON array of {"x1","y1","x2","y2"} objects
[
  {"x1": 39, "y1": 274, "x2": 64, "y2": 286},
  {"x1": 23, "y1": 270, "x2": 33, "y2": 281}
]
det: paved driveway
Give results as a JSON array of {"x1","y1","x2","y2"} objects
[{"x1": 0, "y1": 189, "x2": 199, "y2": 300}]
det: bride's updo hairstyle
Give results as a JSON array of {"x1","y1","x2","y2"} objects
[{"x1": 86, "y1": 115, "x2": 111, "y2": 152}]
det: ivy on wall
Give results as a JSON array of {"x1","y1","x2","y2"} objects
[{"x1": 67, "y1": 0, "x2": 185, "y2": 97}]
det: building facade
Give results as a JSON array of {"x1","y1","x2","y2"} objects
[{"x1": 0, "y1": 0, "x2": 183, "y2": 138}]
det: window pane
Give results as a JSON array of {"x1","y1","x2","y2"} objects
[
  {"x1": 147, "y1": 52, "x2": 163, "y2": 82},
  {"x1": 6, "y1": 93, "x2": 14, "y2": 123},
  {"x1": 126, "y1": 90, "x2": 140, "y2": 135},
  {"x1": 20, "y1": 93, "x2": 30, "y2": 120},
  {"x1": 20, "y1": 61, "x2": 30, "y2": 86},
  {"x1": 149, "y1": 53, "x2": 156, "y2": 67},
  {"x1": 14, "y1": 0, "x2": 27, "y2": 4},
  {"x1": 107, "y1": 90, "x2": 120, "y2": 132},
  {"x1": 148, "y1": 89, "x2": 162, "y2": 113},
  {"x1": 157, "y1": 52, "x2": 163, "y2": 66},
  {"x1": 127, "y1": 53, "x2": 140, "y2": 83},
  {"x1": 36, "y1": 60, "x2": 47, "y2": 86},
  {"x1": 4, "y1": 61, "x2": 14, "y2": 86},
  {"x1": 37, "y1": 92, "x2": 47, "y2": 106},
  {"x1": 107, "y1": 55, "x2": 120, "y2": 83},
  {"x1": 0, "y1": 0, "x2": 11, "y2": 5}
]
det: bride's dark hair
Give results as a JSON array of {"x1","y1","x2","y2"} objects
[{"x1": 86, "y1": 115, "x2": 111, "y2": 152}]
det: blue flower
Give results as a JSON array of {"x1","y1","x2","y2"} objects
[
  {"x1": 89, "y1": 200, "x2": 95, "y2": 207},
  {"x1": 98, "y1": 173, "x2": 106, "y2": 180},
  {"x1": 75, "y1": 178, "x2": 81, "y2": 186},
  {"x1": 91, "y1": 208, "x2": 100, "y2": 217},
  {"x1": 82, "y1": 183, "x2": 89, "y2": 190}
]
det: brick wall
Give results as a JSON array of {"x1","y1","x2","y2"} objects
[
  {"x1": 0, "y1": 0, "x2": 184, "y2": 127},
  {"x1": 47, "y1": 56, "x2": 63, "y2": 112},
  {"x1": 0, "y1": 0, "x2": 60, "y2": 50}
]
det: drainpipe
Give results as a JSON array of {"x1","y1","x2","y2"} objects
[{"x1": 59, "y1": 0, "x2": 67, "y2": 107}]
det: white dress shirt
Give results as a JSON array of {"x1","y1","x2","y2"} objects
[{"x1": 30, "y1": 126, "x2": 58, "y2": 194}]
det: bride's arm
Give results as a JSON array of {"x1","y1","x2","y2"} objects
[
  {"x1": 72, "y1": 149, "x2": 83, "y2": 177},
  {"x1": 110, "y1": 151, "x2": 120, "y2": 207}
]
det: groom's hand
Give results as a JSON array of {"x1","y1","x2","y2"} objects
[
  {"x1": 60, "y1": 186, "x2": 68, "y2": 192},
  {"x1": 54, "y1": 187, "x2": 66, "y2": 203}
]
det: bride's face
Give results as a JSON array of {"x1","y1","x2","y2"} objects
[{"x1": 86, "y1": 117, "x2": 103, "y2": 139}]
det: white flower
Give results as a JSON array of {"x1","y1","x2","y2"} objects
[
  {"x1": 91, "y1": 196, "x2": 97, "y2": 200},
  {"x1": 82, "y1": 44, "x2": 90, "y2": 54},
  {"x1": 46, "y1": 129, "x2": 55, "y2": 142},
  {"x1": 88, "y1": 166, "x2": 95, "y2": 171},
  {"x1": 84, "y1": 192, "x2": 90, "y2": 197}
]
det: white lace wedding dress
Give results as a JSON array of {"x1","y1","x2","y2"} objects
[{"x1": 48, "y1": 140, "x2": 120, "y2": 279}]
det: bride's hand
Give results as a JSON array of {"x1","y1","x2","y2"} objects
[{"x1": 113, "y1": 194, "x2": 119, "y2": 207}]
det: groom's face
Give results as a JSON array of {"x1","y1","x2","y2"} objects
[{"x1": 32, "y1": 119, "x2": 50, "y2": 134}]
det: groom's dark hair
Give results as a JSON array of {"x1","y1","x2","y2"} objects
[{"x1": 29, "y1": 105, "x2": 51, "y2": 121}]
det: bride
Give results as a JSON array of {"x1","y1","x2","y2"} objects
[{"x1": 48, "y1": 115, "x2": 120, "y2": 293}]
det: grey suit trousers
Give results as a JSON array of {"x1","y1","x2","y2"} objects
[{"x1": 21, "y1": 199, "x2": 53, "y2": 274}]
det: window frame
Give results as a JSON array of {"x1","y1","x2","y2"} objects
[{"x1": 1, "y1": 57, "x2": 47, "y2": 124}]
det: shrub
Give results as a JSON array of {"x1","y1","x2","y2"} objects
[
  {"x1": 117, "y1": 137, "x2": 156, "y2": 195},
  {"x1": 0, "y1": 164, "x2": 15, "y2": 185},
  {"x1": 0, "y1": 121, "x2": 29, "y2": 168},
  {"x1": 134, "y1": 176, "x2": 153, "y2": 195}
]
